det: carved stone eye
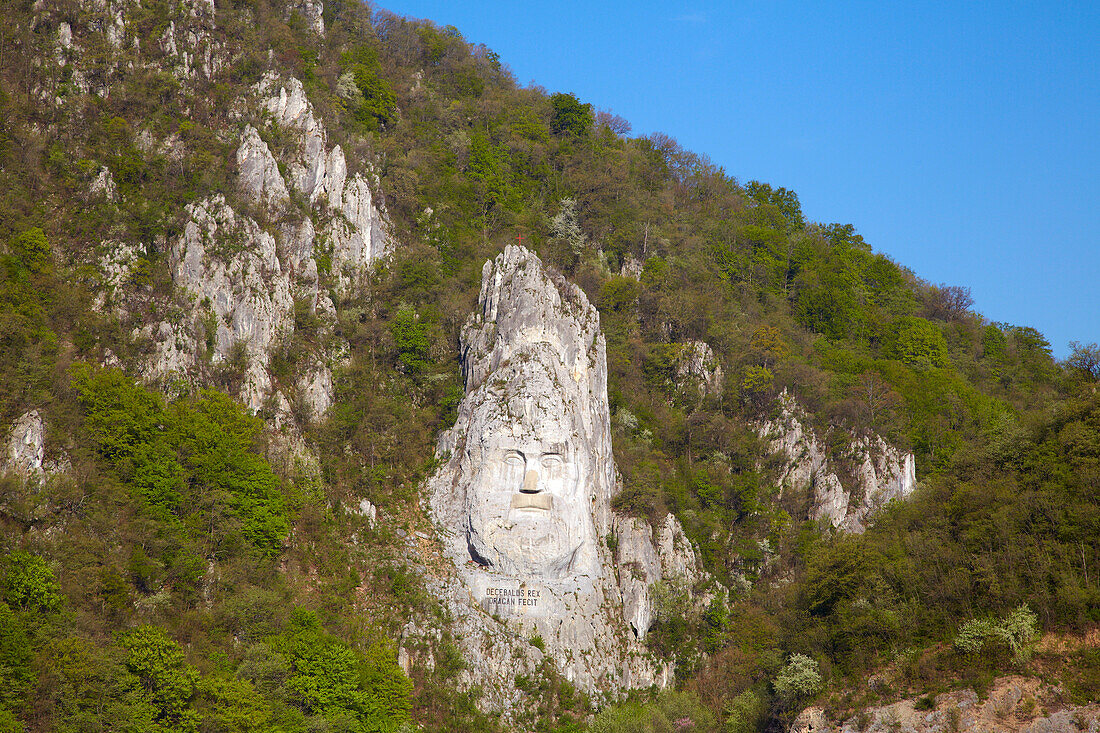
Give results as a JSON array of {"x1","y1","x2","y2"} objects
[
  {"x1": 540, "y1": 454, "x2": 564, "y2": 477},
  {"x1": 501, "y1": 452, "x2": 525, "y2": 483}
]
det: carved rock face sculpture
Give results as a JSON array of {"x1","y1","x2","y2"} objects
[
  {"x1": 462, "y1": 356, "x2": 595, "y2": 577},
  {"x1": 432, "y1": 245, "x2": 613, "y2": 580},
  {"x1": 421, "y1": 247, "x2": 676, "y2": 701}
]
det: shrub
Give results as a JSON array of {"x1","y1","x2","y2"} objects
[
  {"x1": 773, "y1": 653, "x2": 822, "y2": 703},
  {"x1": 953, "y1": 604, "x2": 1039, "y2": 664},
  {"x1": 9, "y1": 228, "x2": 51, "y2": 275},
  {"x1": 724, "y1": 689, "x2": 765, "y2": 733}
]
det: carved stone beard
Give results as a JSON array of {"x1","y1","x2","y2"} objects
[{"x1": 461, "y1": 357, "x2": 599, "y2": 579}]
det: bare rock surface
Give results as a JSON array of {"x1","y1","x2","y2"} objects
[
  {"x1": 119, "y1": 73, "x2": 391, "y2": 421},
  {"x1": 2, "y1": 410, "x2": 69, "y2": 480},
  {"x1": 791, "y1": 676, "x2": 1100, "y2": 733},
  {"x1": 237, "y1": 125, "x2": 289, "y2": 208},
  {"x1": 90, "y1": 166, "x2": 117, "y2": 200},
  {"x1": 613, "y1": 511, "x2": 707, "y2": 639},
  {"x1": 620, "y1": 254, "x2": 644, "y2": 279},
  {"x1": 762, "y1": 390, "x2": 916, "y2": 532},
  {"x1": 161, "y1": 195, "x2": 293, "y2": 411},
  {"x1": 613, "y1": 515, "x2": 662, "y2": 637},
  {"x1": 675, "y1": 340, "x2": 725, "y2": 397},
  {"x1": 260, "y1": 74, "x2": 391, "y2": 292},
  {"x1": 425, "y1": 246, "x2": 679, "y2": 708},
  {"x1": 3, "y1": 411, "x2": 46, "y2": 477}
]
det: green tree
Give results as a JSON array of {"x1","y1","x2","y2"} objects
[
  {"x1": 269, "y1": 609, "x2": 411, "y2": 733},
  {"x1": 390, "y1": 306, "x2": 431, "y2": 376},
  {"x1": 167, "y1": 391, "x2": 287, "y2": 556},
  {"x1": 549, "y1": 92, "x2": 593, "y2": 137},
  {"x1": 887, "y1": 315, "x2": 950, "y2": 369},
  {"x1": 1067, "y1": 341, "x2": 1100, "y2": 381},
  {"x1": 75, "y1": 367, "x2": 287, "y2": 555},
  {"x1": 2, "y1": 551, "x2": 61, "y2": 611},
  {"x1": 72, "y1": 365, "x2": 166, "y2": 465},
  {"x1": 8, "y1": 228, "x2": 51, "y2": 275},
  {"x1": 119, "y1": 625, "x2": 200, "y2": 732},
  {"x1": 745, "y1": 181, "x2": 805, "y2": 232},
  {"x1": 349, "y1": 64, "x2": 397, "y2": 129},
  {"x1": 795, "y1": 280, "x2": 858, "y2": 341},
  {"x1": 0, "y1": 603, "x2": 32, "y2": 715},
  {"x1": 724, "y1": 689, "x2": 766, "y2": 733},
  {"x1": 197, "y1": 676, "x2": 272, "y2": 733}
]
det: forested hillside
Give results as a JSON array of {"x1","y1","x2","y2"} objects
[{"x1": 1, "y1": 0, "x2": 1098, "y2": 731}]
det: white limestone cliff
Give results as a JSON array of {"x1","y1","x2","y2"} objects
[
  {"x1": 120, "y1": 73, "x2": 389, "y2": 422},
  {"x1": 3, "y1": 411, "x2": 47, "y2": 478},
  {"x1": 612, "y1": 512, "x2": 706, "y2": 639},
  {"x1": 260, "y1": 74, "x2": 390, "y2": 293},
  {"x1": 161, "y1": 195, "x2": 295, "y2": 412},
  {"x1": 675, "y1": 340, "x2": 725, "y2": 398},
  {"x1": 424, "y1": 246, "x2": 687, "y2": 708},
  {"x1": 236, "y1": 125, "x2": 289, "y2": 209},
  {"x1": 2, "y1": 410, "x2": 69, "y2": 480},
  {"x1": 45, "y1": 6, "x2": 389, "y2": 425},
  {"x1": 762, "y1": 391, "x2": 917, "y2": 533}
]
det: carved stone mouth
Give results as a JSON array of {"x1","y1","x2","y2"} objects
[{"x1": 510, "y1": 493, "x2": 553, "y2": 511}]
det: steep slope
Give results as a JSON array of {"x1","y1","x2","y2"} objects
[{"x1": 0, "y1": 0, "x2": 1096, "y2": 732}]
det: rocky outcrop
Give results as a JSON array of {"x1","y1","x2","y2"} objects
[
  {"x1": 762, "y1": 391, "x2": 916, "y2": 533},
  {"x1": 675, "y1": 340, "x2": 724, "y2": 397},
  {"x1": 90, "y1": 167, "x2": 117, "y2": 201},
  {"x1": 613, "y1": 512, "x2": 706, "y2": 639},
  {"x1": 122, "y1": 72, "x2": 389, "y2": 422},
  {"x1": 2, "y1": 411, "x2": 68, "y2": 479},
  {"x1": 157, "y1": 2, "x2": 225, "y2": 82},
  {"x1": 3, "y1": 411, "x2": 47, "y2": 477},
  {"x1": 260, "y1": 74, "x2": 391, "y2": 292},
  {"x1": 791, "y1": 676, "x2": 1100, "y2": 733},
  {"x1": 656, "y1": 512, "x2": 701, "y2": 581},
  {"x1": 44, "y1": 9, "x2": 384, "y2": 422},
  {"x1": 163, "y1": 195, "x2": 295, "y2": 411},
  {"x1": 144, "y1": 190, "x2": 336, "y2": 417},
  {"x1": 290, "y1": 0, "x2": 325, "y2": 35},
  {"x1": 237, "y1": 125, "x2": 289, "y2": 208},
  {"x1": 620, "y1": 254, "x2": 644, "y2": 279},
  {"x1": 425, "y1": 246, "x2": 682, "y2": 708}
]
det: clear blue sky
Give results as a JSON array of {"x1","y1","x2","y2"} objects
[{"x1": 378, "y1": 1, "x2": 1099, "y2": 357}]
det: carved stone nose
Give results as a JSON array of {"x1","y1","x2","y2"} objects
[{"x1": 522, "y1": 469, "x2": 539, "y2": 493}]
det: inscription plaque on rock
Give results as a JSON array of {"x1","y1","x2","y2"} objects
[{"x1": 482, "y1": 585, "x2": 544, "y2": 616}]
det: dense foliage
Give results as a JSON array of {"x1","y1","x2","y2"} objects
[{"x1": 0, "y1": 0, "x2": 1097, "y2": 731}]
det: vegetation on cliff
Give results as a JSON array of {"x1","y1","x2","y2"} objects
[{"x1": 0, "y1": 0, "x2": 1097, "y2": 730}]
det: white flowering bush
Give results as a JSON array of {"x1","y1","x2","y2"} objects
[
  {"x1": 773, "y1": 653, "x2": 823, "y2": 702},
  {"x1": 954, "y1": 604, "x2": 1039, "y2": 664}
]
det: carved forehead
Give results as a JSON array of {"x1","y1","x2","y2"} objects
[
  {"x1": 466, "y1": 363, "x2": 587, "y2": 448},
  {"x1": 462, "y1": 248, "x2": 601, "y2": 394}
]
